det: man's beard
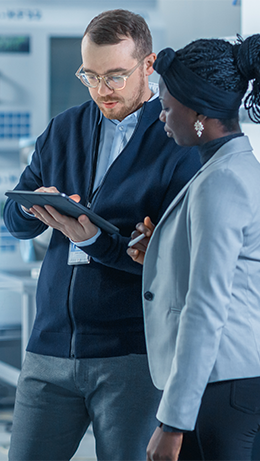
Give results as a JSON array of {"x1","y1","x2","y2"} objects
[{"x1": 95, "y1": 72, "x2": 146, "y2": 121}]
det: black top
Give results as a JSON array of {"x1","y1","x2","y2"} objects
[{"x1": 198, "y1": 132, "x2": 244, "y2": 166}]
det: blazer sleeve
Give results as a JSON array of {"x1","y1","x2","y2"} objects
[{"x1": 156, "y1": 167, "x2": 253, "y2": 430}]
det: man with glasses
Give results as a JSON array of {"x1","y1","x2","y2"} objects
[{"x1": 4, "y1": 9, "x2": 200, "y2": 461}]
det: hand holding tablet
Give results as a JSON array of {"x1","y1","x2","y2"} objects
[{"x1": 5, "y1": 190, "x2": 119, "y2": 235}]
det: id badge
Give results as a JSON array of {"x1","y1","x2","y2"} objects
[{"x1": 68, "y1": 242, "x2": 91, "y2": 265}]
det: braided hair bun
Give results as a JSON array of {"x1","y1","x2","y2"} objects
[
  {"x1": 176, "y1": 34, "x2": 260, "y2": 123},
  {"x1": 234, "y1": 34, "x2": 260, "y2": 123}
]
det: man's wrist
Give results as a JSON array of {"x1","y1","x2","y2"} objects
[
  {"x1": 159, "y1": 422, "x2": 185, "y2": 433},
  {"x1": 20, "y1": 205, "x2": 36, "y2": 218},
  {"x1": 70, "y1": 227, "x2": 101, "y2": 246}
]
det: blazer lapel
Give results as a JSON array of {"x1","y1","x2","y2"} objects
[{"x1": 157, "y1": 136, "x2": 252, "y2": 228}]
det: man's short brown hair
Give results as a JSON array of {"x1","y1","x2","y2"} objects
[{"x1": 84, "y1": 9, "x2": 153, "y2": 60}]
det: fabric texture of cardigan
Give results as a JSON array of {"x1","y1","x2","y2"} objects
[{"x1": 4, "y1": 97, "x2": 200, "y2": 359}]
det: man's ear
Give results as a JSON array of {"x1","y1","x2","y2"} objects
[{"x1": 145, "y1": 53, "x2": 157, "y2": 76}]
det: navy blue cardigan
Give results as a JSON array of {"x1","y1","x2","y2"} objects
[{"x1": 4, "y1": 98, "x2": 201, "y2": 358}]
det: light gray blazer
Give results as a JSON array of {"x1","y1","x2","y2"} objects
[{"x1": 142, "y1": 136, "x2": 260, "y2": 431}]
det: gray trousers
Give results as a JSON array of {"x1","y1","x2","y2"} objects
[{"x1": 8, "y1": 352, "x2": 161, "y2": 461}]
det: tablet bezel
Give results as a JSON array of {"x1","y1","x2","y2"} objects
[{"x1": 5, "y1": 190, "x2": 120, "y2": 235}]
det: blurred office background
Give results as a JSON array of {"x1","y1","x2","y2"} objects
[{"x1": 0, "y1": 0, "x2": 259, "y2": 459}]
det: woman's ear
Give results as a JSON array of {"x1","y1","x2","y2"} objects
[{"x1": 196, "y1": 113, "x2": 207, "y2": 123}]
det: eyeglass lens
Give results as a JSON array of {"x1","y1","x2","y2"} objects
[{"x1": 80, "y1": 74, "x2": 125, "y2": 89}]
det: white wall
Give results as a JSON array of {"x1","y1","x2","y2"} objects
[
  {"x1": 241, "y1": 0, "x2": 259, "y2": 35},
  {"x1": 240, "y1": 0, "x2": 260, "y2": 162},
  {"x1": 158, "y1": 0, "x2": 241, "y2": 50}
]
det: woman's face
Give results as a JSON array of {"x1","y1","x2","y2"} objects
[{"x1": 159, "y1": 78, "x2": 199, "y2": 146}]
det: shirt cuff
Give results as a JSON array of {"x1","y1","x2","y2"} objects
[
  {"x1": 19, "y1": 204, "x2": 37, "y2": 218},
  {"x1": 159, "y1": 422, "x2": 185, "y2": 433},
  {"x1": 70, "y1": 227, "x2": 101, "y2": 247}
]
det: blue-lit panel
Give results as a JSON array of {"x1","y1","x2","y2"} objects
[{"x1": 0, "y1": 113, "x2": 31, "y2": 139}]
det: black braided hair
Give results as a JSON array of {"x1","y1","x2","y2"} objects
[
  {"x1": 235, "y1": 34, "x2": 260, "y2": 123},
  {"x1": 176, "y1": 35, "x2": 260, "y2": 124}
]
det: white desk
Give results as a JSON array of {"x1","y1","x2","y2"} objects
[{"x1": 0, "y1": 271, "x2": 37, "y2": 387}]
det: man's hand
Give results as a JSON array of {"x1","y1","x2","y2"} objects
[
  {"x1": 25, "y1": 186, "x2": 98, "y2": 242},
  {"x1": 21, "y1": 186, "x2": 63, "y2": 215},
  {"x1": 146, "y1": 426, "x2": 183, "y2": 461},
  {"x1": 127, "y1": 216, "x2": 155, "y2": 265}
]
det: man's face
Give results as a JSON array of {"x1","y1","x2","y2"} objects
[{"x1": 81, "y1": 36, "x2": 152, "y2": 121}]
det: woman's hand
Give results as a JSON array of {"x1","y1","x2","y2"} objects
[{"x1": 127, "y1": 216, "x2": 155, "y2": 265}]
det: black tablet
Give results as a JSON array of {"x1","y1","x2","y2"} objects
[{"x1": 5, "y1": 190, "x2": 120, "y2": 235}]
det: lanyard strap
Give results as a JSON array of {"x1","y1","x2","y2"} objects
[{"x1": 86, "y1": 121, "x2": 102, "y2": 205}]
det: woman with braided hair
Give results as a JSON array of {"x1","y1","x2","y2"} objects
[{"x1": 128, "y1": 34, "x2": 260, "y2": 460}]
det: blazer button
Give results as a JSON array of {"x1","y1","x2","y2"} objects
[{"x1": 144, "y1": 291, "x2": 154, "y2": 301}]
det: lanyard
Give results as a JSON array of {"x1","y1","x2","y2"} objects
[{"x1": 85, "y1": 122, "x2": 102, "y2": 206}]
